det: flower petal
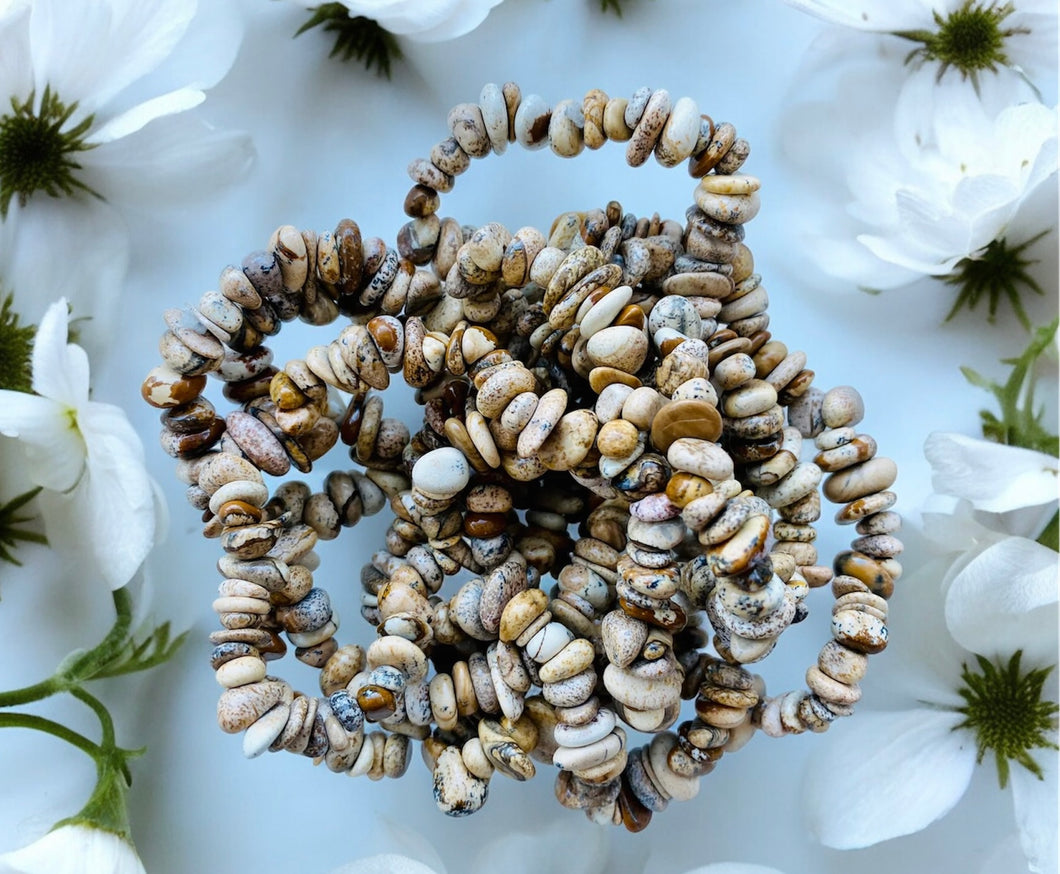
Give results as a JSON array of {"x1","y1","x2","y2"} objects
[
  {"x1": 803, "y1": 708, "x2": 977, "y2": 848},
  {"x1": 781, "y1": 0, "x2": 934, "y2": 31},
  {"x1": 1, "y1": 198, "x2": 130, "y2": 358},
  {"x1": 470, "y1": 818, "x2": 607, "y2": 874},
  {"x1": 405, "y1": 0, "x2": 505, "y2": 42},
  {"x1": 84, "y1": 86, "x2": 204, "y2": 144},
  {"x1": 27, "y1": 299, "x2": 89, "y2": 407},
  {"x1": 327, "y1": 856, "x2": 439, "y2": 874},
  {"x1": 924, "y1": 432, "x2": 1059, "y2": 514},
  {"x1": 944, "y1": 536, "x2": 1059, "y2": 664},
  {"x1": 0, "y1": 823, "x2": 146, "y2": 874},
  {"x1": 29, "y1": 0, "x2": 196, "y2": 116},
  {"x1": 61, "y1": 401, "x2": 157, "y2": 589},
  {"x1": 77, "y1": 114, "x2": 254, "y2": 209},
  {"x1": 0, "y1": 390, "x2": 84, "y2": 491},
  {"x1": 1010, "y1": 739, "x2": 1059, "y2": 874}
]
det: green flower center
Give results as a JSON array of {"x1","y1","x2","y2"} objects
[
  {"x1": 897, "y1": 1, "x2": 1029, "y2": 84},
  {"x1": 0, "y1": 87, "x2": 98, "y2": 218},
  {"x1": 945, "y1": 231, "x2": 1047, "y2": 331},
  {"x1": 953, "y1": 651, "x2": 1059, "y2": 789}
]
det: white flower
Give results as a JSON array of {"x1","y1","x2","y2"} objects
[
  {"x1": 802, "y1": 430, "x2": 1059, "y2": 872},
  {"x1": 0, "y1": 299, "x2": 160, "y2": 590},
  {"x1": 781, "y1": 46, "x2": 1058, "y2": 291},
  {"x1": 0, "y1": 823, "x2": 145, "y2": 874},
  {"x1": 330, "y1": 0, "x2": 504, "y2": 42},
  {"x1": 0, "y1": 0, "x2": 253, "y2": 346},
  {"x1": 783, "y1": 0, "x2": 1057, "y2": 89}
]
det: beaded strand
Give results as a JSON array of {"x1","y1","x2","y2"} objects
[{"x1": 142, "y1": 84, "x2": 902, "y2": 830}]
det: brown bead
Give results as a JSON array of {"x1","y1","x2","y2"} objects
[
  {"x1": 617, "y1": 782, "x2": 653, "y2": 832},
  {"x1": 727, "y1": 432, "x2": 782, "y2": 463},
  {"x1": 403, "y1": 184, "x2": 440, "y2": 218},
  {"x1": 269, "y1": 371, "x2": 307, "y2": 411},
  {"x1": 335, "y1": 218, "x2": 364, "y2": 300},
  {"x1": 650, "y1": 400, "x2": 722, "y2": 452},
  {"x1": 141, "y1": 366, "x2": 206, "y2": 409},
  {"x1": 834, "y1": 550, "x2": 895, "y2": 599},
  {"x1": 612, "y1": 304, "x2": 647, "y2": 330},
  {"x1": 339, "y1": 393, "x2": 367, "y2": 445},
  {"x1": 161, "y1": 397, "x2": 216, "y2": 434},
  {"x1": 356, "y1": 684, "x2": 397, "y2": 721},
  {"x1": 217, "y1": 500, "x2": 264, "y2": 526},
  {"x1": 463, "y1": 512, "x2": 508, "y2": 538},
  {"x1": 222, "y1": 370, "x2": 276, "y2": 404},
  {"x1": 665, "y1": 472, "x2": 713, "y2": 508}
]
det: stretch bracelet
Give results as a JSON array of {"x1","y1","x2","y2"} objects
[{"x1": 141, "y1": 84, "x2": 902, "y2": 830}]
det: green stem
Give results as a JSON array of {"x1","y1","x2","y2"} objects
[
  {"x1": 70, "y1": 686, "x2": 116, "y2": 750},
  {"x1": 0, "y1": 711, "x2": 103, "y2": 759},
  {"x1": 0, "y1": 587, "x2": 134, "y2": 709}
]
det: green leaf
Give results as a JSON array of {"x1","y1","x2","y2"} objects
[
  {"x1": 295, "y1": 4, "x2": 401, "y2": 77},
  {"x1": 599, "y1": 0, "x2": 625, "y2": 15},
  {"x1": 0, "y1": 487, "x2": 47, "y2": 568},
  {"x1": 944, "y1": 231, "x2": 1048, "y2": 330},
  {"x1": 94, "y1": 620, "x2": 189, "y2": 680},
  {"x1": 962, "y1": 317, "x2": 1060, "y2": 456}
]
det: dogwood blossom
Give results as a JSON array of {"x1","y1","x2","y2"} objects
[
  {"x1": 0, "y1": 0, "x2": 253, "y2": 345},
  {"x1": 0, "y1": 823, "x2": 146, "y2": 874},
  {"x1": 0, "y1": 299, "x2": 160, "y2": 590}
]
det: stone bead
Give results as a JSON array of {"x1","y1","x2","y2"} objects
[
  {"x1": 539, "y1": 638, "x2": 596, "y2": 683},
  {"x1": 538, "y1": 409, "x2": 598, "y2": 471},
  {"x1": 650, "y1": 400, "x2": 722, "y2": 452},
  {"x1": 525, "y1": 621, "x2": 575, "y2": 664},
  {"x1": 626, "y1": 89, "x2": 670, "y2": 167},
  {"x1": 514, "y1": 93, "x2": 551, "y2": 150},
  {"x1": 822, "y1": 385, "x2": 865, "y2": 428},
  {"x1": 433, "y1": 746, "x2": 490, "y2": 816},
  {"x1": 654, "y1": 96, "x2": 699, "y2": 167},
  {"x1": 554, "y1": 706, "x2": 617, "y2": 748},
  {"x1": 824, "y1": 457, "x2": 898, "y2": 504},
  {"x1": 412, "y1": 447, "x2": 470, "y2": 499},
  {"x1": 667, "y1": 438, "x2": 734, "y2": 481},
  {"x1": 217, "y1": 679, "x2": 292, "y2": 734}
]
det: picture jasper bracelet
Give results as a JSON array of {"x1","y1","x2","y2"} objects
[{"x1": 141, "y1": 83, "x2": 902, "y2": 830}]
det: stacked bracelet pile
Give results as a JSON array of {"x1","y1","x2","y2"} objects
[{"x1": 141, "y1": 83, "x2": 902, "y2": 830}]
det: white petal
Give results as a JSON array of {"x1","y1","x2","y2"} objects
[
  {"x1": 404, "y1": 0, "x2": 504, "y2": 42},
  {"x1": 979, "y1": 835, "x2": 1034, "y2": 874},
  {"x1": 803, "y1": 708, "x2": 977, "y2": 848},
  {"x1": 924, "y1": 432, "x2": 1060, "y2": 513},
  {"x1": 29, "y1": 0, "x2": 196, "y2": 116},
  {"x1": 125, "y1": 0, "x2": 242, "y2": 95},
  {"x1": 1011, "y1": 741, "x2": 1059, "y2": 874},
  {"x1": 28, "y1": 299, "x2": 89, "y2": 407},
  {"x1": 77, "y1": 114, "x2": 254, "y2": 210},
  {"x1": 65, "y1": 401, "x2": 157, "y2": 589},
  {"x1": 328, "y1": 856, "x2": 440, "y2": 874},
  {"x1": 0, "y1": 391, "x2": 85, "y2": 492},
  {"x1": 781, "y1": 0, "x2": 933, "y2": 30},
  {"x1": 945, "y1": 537, "x2": 1059, "y2": 663},
  {"x1": 0, "y1": 2, "x2": 32, "y2": 100},
  {"x1": 0, "y1": 824, "x2": 146, "y2": 874},
  {"x1": 85, "y1": 87, "x2": 204, "y2": 144},
  {"x1": 1, "y1": 198, "x2": 130, "y2": 358},
  {"x1": 470, "y1": 818, "x2": 607, "y2": 874}
]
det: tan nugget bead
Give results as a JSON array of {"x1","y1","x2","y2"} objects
[
  {"x1": 655, "y1": 96, "x2": 700, "y2": 167},
  {"x1": 597, "y1": 419, "x2": 640, "y2": 458},
  {"x1": 517, "y1": 388, "x2": 567, "y2": 456},
  {"x1": 824, "y1": 457, "x2": 898, "y2": 503},
  {"x1": 539, "y1": 638, "x2": 596, "y2": 683},
  {"x1": 514, "y1": 93, "x2": 551, "y2": 150},
  {"x1": 626, "y1": 89, "x2": 671, "y2": 167},
  {"x1": 587, "y1": 325, "x2": 648, "y2": 373},
  {"x1": 667, "y1": 438, "x2": 734, "y2": 481},
  {"x1": 822, "y1": 386, "x2": 865, "y2": 428},
  {"x1": 538, "y1": 409, "x2": 598, "y2": 471},
  {"x1": 603, "y1": 97, "x2": 632, "y2": 141}
]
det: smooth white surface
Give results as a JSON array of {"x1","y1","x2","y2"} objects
[{"x1": 0, "y1": 1, "x2": 1056, "y2": 872}]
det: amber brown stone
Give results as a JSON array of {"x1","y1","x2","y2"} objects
[
  {"x1": 834, "y1": 550, "x2": 894, "y2": 599},
  {"x1": 463, "y1": 512, "x2": 508, "y2": 538},
  {"x1": 650, "y1": 399, "x2": 722, "y2": 452},
  {"x1": 217, "y1": 500, "x2": 264, "y2": 526},
  {"x1": 612, "y1": 303, "x2": 647, "y2": 330},
  {"x1": 356, "y1": 684, "x2": 397, "y2": 721},
  {"x1": 141, "y1": 368, "x2": 206, "y2": 409},
  {"x1": 617, "y1": 782, "x2": 653, "y2": 832}
]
